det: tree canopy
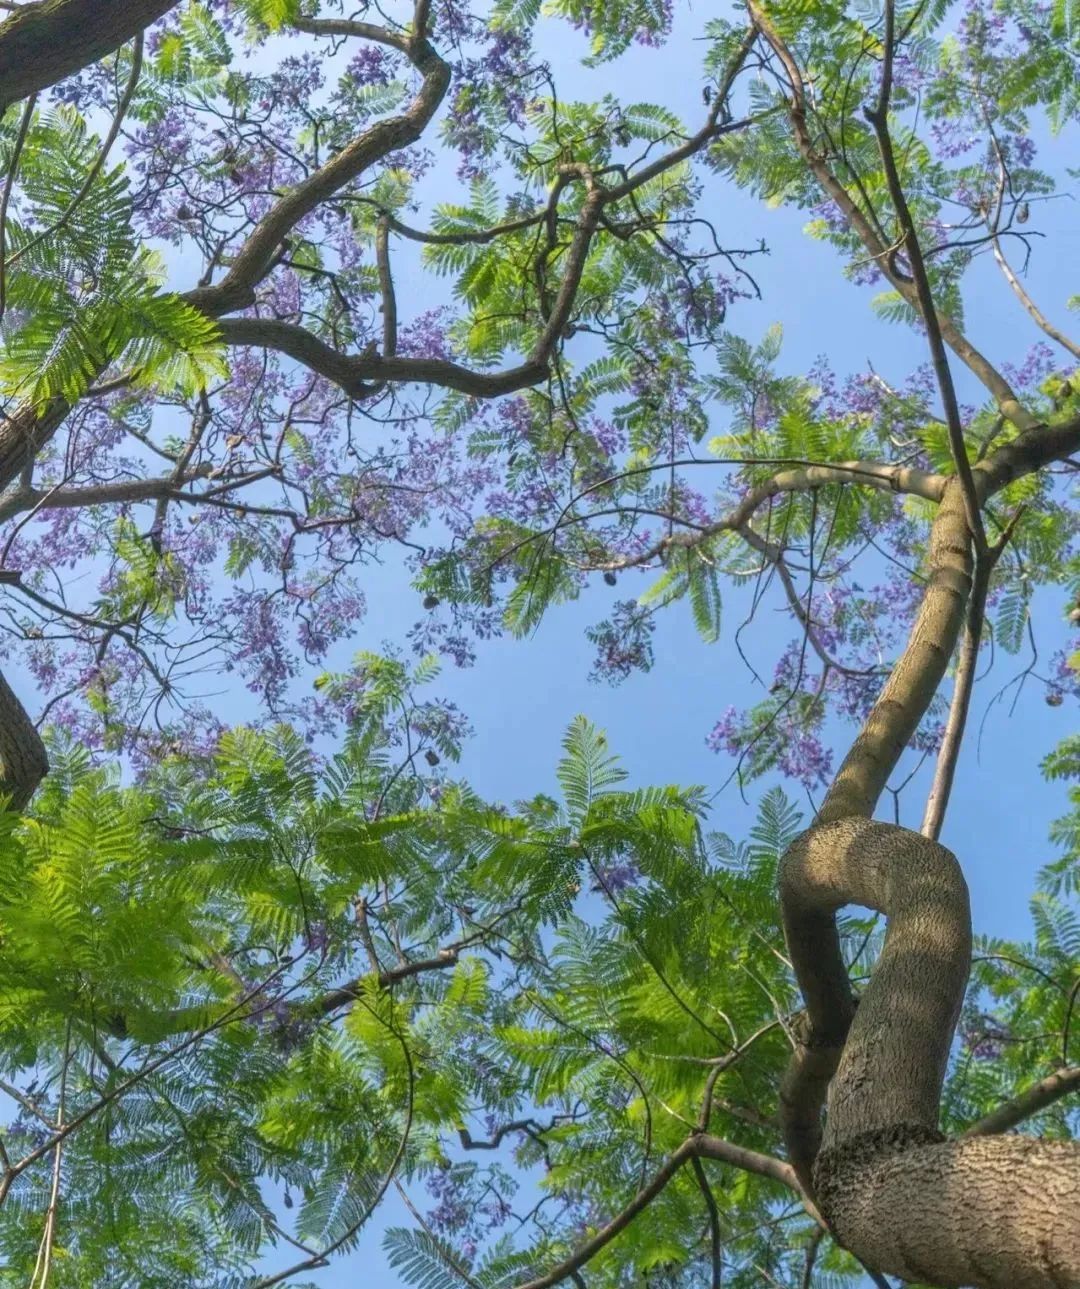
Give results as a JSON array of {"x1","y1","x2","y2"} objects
[{"x1": 0, "y1": 0, "x2": 1076, "y2": 1285}]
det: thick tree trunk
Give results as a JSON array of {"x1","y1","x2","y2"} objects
[
  {"x1": 773, "y1": 412, "x2": 1080, "y2": 1285},
  {"x1": 782, "y1": 819, "x2": 1080, "y2": 1288},
  {"x1": 818, "y1": 1135, "x2": 1080, "y2": 1289}
]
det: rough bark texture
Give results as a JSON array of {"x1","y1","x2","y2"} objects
[
  {"x1": 781, "y1": 820, "x2": 971, "y2": 1138},
  {"x1": 773, "y1": 400, "x2": 1080, "y2": 1283},
  {"x1": 781, "y1": 820, "x2": 1080, "y2": 1288},
  {"x1": 816, "y1": 1133, "x2": 1080, "y2": 1288},
  {"x1": 0, "y1": 0, "x2": 176, "y2": 112},
  {"x1": 818, "y1": 481, "x2": 972, "y2": 825},
  {"x1": 0, "y1": 398, "x2": 71, "y2": 495},
  {"x1": 0, "y1": 668, "x2": 48, "y2": 811}
]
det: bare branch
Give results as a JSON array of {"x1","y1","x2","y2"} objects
[
  {"x1": 862, "y1": 0, "x2": 984, "y2": 551},
  {"x1": 989, "y1": 236, "x2": 1080, "y2": 361},
  {"x1": 582, "y1": 458, "x2": 944, "y2": 574},
  {"x1": 217, "y1": 316, "x2": 547, "y2": 398},
  {"x1": 963, "y1": 1066, "x2": 1080, "y2": 1137},
  {"x1": 183, "y1": 25, "x2": 451, "y2": 318},
  {"x1": 691, "y1": 1155, "x2": 723, "y2": 1289},
  {"x1": 376, "y1": 214, "x2": 397, "y2": 359},
  {"x1": 920, "y1": 549, "x2": 990, "y2": 840},
  {"x1": 0, "y1": 469, "x2": 212, "y2": 524},
  {"x1": 514, "y1": 1135, "x2": 798, "y2": 1289}
]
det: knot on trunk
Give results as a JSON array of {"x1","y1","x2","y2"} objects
[{"x1": 813, "y1": 1121, "x2": 945, "y2": 1225}]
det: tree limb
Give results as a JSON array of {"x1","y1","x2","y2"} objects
[
  {"x1": 745, "y1": 1, "x2": 1040, "y2": 433},
  {"x1": 514, "y1": 1135, "x2": 799, "y2": 1289},
  {"x1": 862, "y1": 0, "x2": 984, "y2": 551},
  {"x1": 963, "y1": 1065, "x2": 1080, "y2": 1137},
  {"x1": 216, "y1": 316, "x2": 548, "y2": 398},
  {"x1": 0, "y1": 0, "x2": 174, "y2": 113}
]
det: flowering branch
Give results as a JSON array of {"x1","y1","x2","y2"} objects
[{"x1": 745, "y1": 0, "x2": 1041, "y2": 434}]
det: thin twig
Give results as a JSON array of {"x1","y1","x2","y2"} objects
[
  {"x1": 691, "y1": 1155, "x2": 723, "y2": 1289},
  {"x1": 863, "y1": 0, "x2": 984, "y2": 551}
]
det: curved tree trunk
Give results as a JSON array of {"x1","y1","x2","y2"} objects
[
  {"x1": 777, "y1": 458, "x2": 1080, "y2": 1284},
  {"x1": 819, "y1": 1134, "x2": 1080, "y2": 1288},
  {"x1": 782, "y1": 819, "x2": 1080, "y2": 1288}
]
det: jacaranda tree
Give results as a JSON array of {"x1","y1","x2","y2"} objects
[{"x1": 0, "y1": 0, "x2": 1076, "y2": 1285}]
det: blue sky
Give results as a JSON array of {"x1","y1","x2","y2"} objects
[{"x1": 214, "y1": 6, "x2": 1080, "y2": 1286}]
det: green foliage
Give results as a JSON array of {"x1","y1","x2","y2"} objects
[
  {"x1": 0, "y1": 705, "x2": 1073, "y2": 1285},
  {"x1": 0, "y1": 105, "x2": 226, "y2": 406}
]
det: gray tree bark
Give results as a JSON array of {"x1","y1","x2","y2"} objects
[{"x1": 782, "y1": 819, "x2": 1080, "y2": 1288}]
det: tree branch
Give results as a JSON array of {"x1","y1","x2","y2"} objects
[
  {"x1": 216, "y1": 316, "x2": 547, "y2": 398},
  {"x1": 183, "y1": 14, "x2": 451, "y2": 318},
  {"x1": 745, "y1": 1, "x2": 1040, "y2": 433},
  {"x1": 989, "y1": 235, "x2": 1080, "y2": 362},
  {"x1": 0, "y1": 469, "x2": 212, "y2": 525},
  {"x1": 919, "y1": 546, "x2": 990, "y2": 841},
  {"x1": 583, "y1": 458, "x2": 944, "y2": 574},
  {"x1": 514, "y1": 1135, "x2": 798, "y2": 1289},
  {"x1": 0, "y1": 666, "x2": 47, "y2": 810},
  {"x1": 0, "y1": 0, "x2": 174, "y2": 112},
  {"x1": 862, "y1": 0, "x2": 984, "y2": 551},
  {"x1": 963, "y1": 1065, "x2": 1080, "y2": 1137}
]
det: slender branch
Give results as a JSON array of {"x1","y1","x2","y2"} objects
[
  {"x1": 376, "y1": 214, "x2": 397, "y2": 359},
  {"x1": 800, "y1": 1227, "x2": 824, "y2": 1289},
  {"x1": 513, "y1": 1135, "x2": 796, "y2": 1289},
  {"x1": 921, "y1": 504, "x2": 1024, "y2": 838},
  {"x1": 372, "y1": 203, "x2": 550, "y2": 246},
  {"x1": 691, "y1": 1155, "x2": 723, "y2": 1289},
  {"x1": 249, "y1": 1007, "x2": 416, "y2": 1289},
  {"x1": 919, "y1": 548, "x2": 989, "y2": 840},
  {"x1": 606, "y1": 24, "x2": 758, "y2": 201},
  {"x1": 183, "y1": 17, "x2": 451, "y2": 318},
  {"x1": 988, "y1": 234, "x2": 1080, "y2": 361},
  {"x1": 745, "y1": 1, "x2": 1040, "y2": 433},
  {"x1": 28, "y1": 1023, "x2": 70, "y2": 1289},
  {"x1": 577, "y1": 458, "x2": 944, "y2": 575},
  {"x1": 862, "y1": 0, "x2": 984, "y2": 551},
  {"x1": 512, "y1": 1145, "x2": 695, "y2": 1288},
  {"x1": 312, "y1": 948, "x2": 458, "y2": 1016},
  {"x1": 962, "y1": 1065, "x2": 1080, "y2": 1137},
  {"x1": 289, "y1": 14, "x2": 412, "y2": 53},
  {"x1": 216, "y1": 316, "x2": 547, "y2": 398},
  {"x1": 0, "y1": 957, "x2": 305, "y2": 1196}
]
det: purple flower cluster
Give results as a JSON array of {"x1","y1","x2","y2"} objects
[
  {"x1": 424, "y1": 1158, "x2": 516, "y2": 1260},
  {"x1": 586, "y1": 600, "x2": 656, "y2": 684}
]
